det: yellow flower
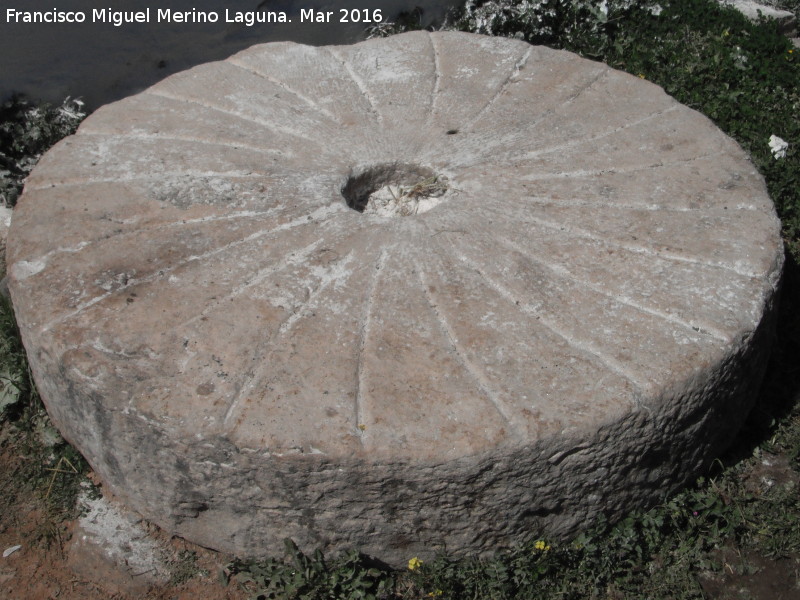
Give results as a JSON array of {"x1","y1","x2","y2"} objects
[
  {"x1": 534, "y1": 540, "x2": 551, "y2": 552},
  {"x1": 427, "y1": 591, "x2": 443, "y2": 597},
  {"x1": 408, "y1": 556, "x2": 423, "y2": 570},
  {"x1": 638, "y1": 73, "x2": 646, "y2": 79}
]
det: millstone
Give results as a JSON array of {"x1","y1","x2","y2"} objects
[{"x1": 7, "y1": 31, "x2": 783, "y2": 565}]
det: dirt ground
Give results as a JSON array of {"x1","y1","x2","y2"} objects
[
  {"x1": 699, "y1": 549, "x2": 800, "y2": 600},
  {"x1": 0, "y1": 528, "x2": 246, "y2": 600},
  {"x1": 696, "y1": 451, "x2": 800, "y2": 600},
  {"x1": 0, "y1": 425, "x2": 248, "y2": 600}
]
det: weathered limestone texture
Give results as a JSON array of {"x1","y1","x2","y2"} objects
[
  {"x1": 6, "y1": 31, "x2": 783, "y2": 566},
  {"x1": 720, "y1": 0, "x2": 797, "y2": 36}
]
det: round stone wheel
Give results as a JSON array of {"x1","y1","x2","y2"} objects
[{"x1": 7, "y1": 31, "x2": 783, "y2": 564}]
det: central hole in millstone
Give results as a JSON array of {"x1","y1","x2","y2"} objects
[{"x1": 342, "y1": 163, "x2": 448, "y2": 217}]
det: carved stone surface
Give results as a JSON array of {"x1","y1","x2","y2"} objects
[{"x1": 6, "y1": 31, "x2": 783, "y2": 565}]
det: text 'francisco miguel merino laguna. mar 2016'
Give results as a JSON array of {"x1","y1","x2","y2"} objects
[{"x1": 4, "y1": 7, "x2": 386, "y2": 27}]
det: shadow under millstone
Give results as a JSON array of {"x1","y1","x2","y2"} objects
[{"x1": 721, "y1": 251, "x2": 800, "y2": 467}]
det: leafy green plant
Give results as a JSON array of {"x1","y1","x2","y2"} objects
[
  {"x1": 169, "y1": 549, "x2": 210, "y2": 586},
  {"x1": 0, "y1": 295, "x2": 65, "y2": 455},
  {"x1": 0, "y1": 295, "x2": 36, "y2": 422},
  {"x1": 228, "y1": 539, "x2": 394, "y2": 600},
  {"x1": 0, "y1": 94, "x2": 85, "y2": 207}
]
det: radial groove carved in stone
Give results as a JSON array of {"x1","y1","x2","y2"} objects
[{"x1": 7, "y1": 31, "x2": 783, "y2": 565}]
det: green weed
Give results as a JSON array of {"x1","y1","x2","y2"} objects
[
  {"x1": 169, "y1": 549, "x2": 211, "y2": 586},
  {"x1": 0, "y1": 94, "x2": 85, "y2": 207},
  {"x1": 227, "y1": 539, "x2": 394, "y2": 600}
]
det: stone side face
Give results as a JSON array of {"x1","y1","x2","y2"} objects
[
  {"x1": 6, "y1": 31, "x2": 784, "y2": 566},
  {"x1": 31, "y1": 289, "x2": 777, "y2": 566}
]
